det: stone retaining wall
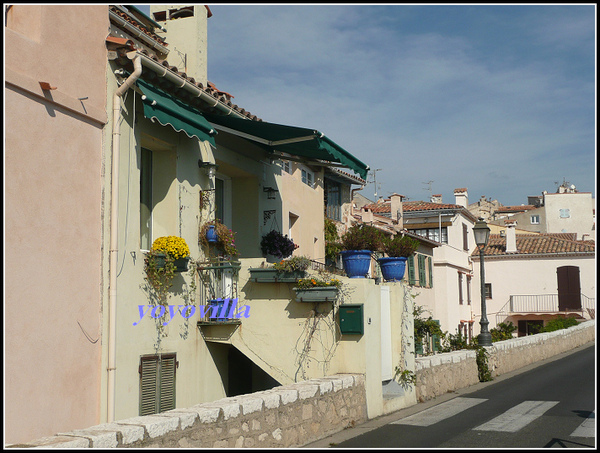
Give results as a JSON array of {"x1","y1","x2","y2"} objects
[
  {"x1": 415, "y1": 320, "x2": 595, "y2": 402},
  {"x1": 10, "y1": 374, "x2": 366, "y2": 449}
]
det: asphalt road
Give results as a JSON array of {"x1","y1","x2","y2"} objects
[{"x1": 306, "y1": 342, "x2": 596, "y2": 449}]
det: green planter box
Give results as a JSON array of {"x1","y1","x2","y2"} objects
[
  {"x1": 249, "y1": 268, "x2": 306, "y2": 283},
  {"x1": 293, "y1": 286, "x2": 339, "y2": 302}
]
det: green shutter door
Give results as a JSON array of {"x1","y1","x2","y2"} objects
[
  {"x1": 407, "y1": 255, "x2": 416, "y2": 285},
  {"x1": 418, "y1": 255, "x2": 426, "y2": 287}
]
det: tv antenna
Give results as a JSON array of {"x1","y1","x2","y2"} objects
[
  {"x1": 422, "y1": 180, "x2": 434, "y2": 198},
  {"x1": 369, "y1": 168, "x2": 383, "y2": 199}
]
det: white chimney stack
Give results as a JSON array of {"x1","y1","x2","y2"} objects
[
  {"x1": 430, "y1": 194, "x2": 443, "y2": 204},
  {"x1": 454, "y1": 188, "x2": 468, "y2": 208},
  {"x1": 505, "y1": 220, "x2": 518, "y2": 253}
]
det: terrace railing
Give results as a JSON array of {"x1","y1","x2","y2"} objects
[{"x1": 496, "y1": 293, "x2": 596, "y2": 324}]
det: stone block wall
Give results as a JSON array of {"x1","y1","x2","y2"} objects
[
  {"x1": 489, "y1": 319, "x2": 595, "y2": 376},
  {"x1": 414, "y1": 349, "x2": 479, "y2": 402},
  {"x1": 415, "y1": 320, "x2": 595, "y2": 402},
  {"x1": 10, "y1": 374, "x2": 366, "y2": 449}
]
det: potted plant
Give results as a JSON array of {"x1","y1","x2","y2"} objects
[
  {"x1": 199, "y1": 220, "x2": 239, "y2": 260},
  {"x1": 378, "y1": 234, "x2": 419, "y2": 281},
  {"x1": 149, "y1": 235, "x2": 191, "y2": 272},
  {"x1": 339, "y1": 224, "x2": 385, "y2": 278},
  {"x1": 249, "y1": 256, "x2": 311, "y2": 283},
  {"x1": 293, "y1": 277, "x2": 341, "y2": 302},
  {"x1": 260, "y1": 230, "x2": 298, "y2": 259}
]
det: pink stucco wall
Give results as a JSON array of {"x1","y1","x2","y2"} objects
[{"x1": 5, "y1": 5, "x2": 108, "y2": 444}]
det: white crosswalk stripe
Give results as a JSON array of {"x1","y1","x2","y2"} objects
[
  {"x1": 570, "y1": 411, "x2": 595, "y2": 438},
  {"x1": 392, "y1": 397, "x2": 488, "y2": 427},
  {"x1": 473, "y1": 401, "x2": 559, "y2": 433}
]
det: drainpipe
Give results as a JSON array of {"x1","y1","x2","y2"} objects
[{"x1": 107, "y1": 51, "x2": 142, "y2": 423}]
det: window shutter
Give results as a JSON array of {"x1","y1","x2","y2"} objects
[
  {"x1": 140, "y1": 356, "x2": 159, "y2": 416},
  {"x1": 139, "y1": 354, "x2": 176, "y2": 416},
  {"x1": 427, "y1": 256, "x2": 433, "y2": 288},
  {"x1": 418, "y1": 255, "x2": 426, "y2": 287},
  {"x1": 407, "y1": 255, "x2": 416, "y2": 285},
  {"x1": 159, "y1": 355, "x2": 176, "y2": 413}
]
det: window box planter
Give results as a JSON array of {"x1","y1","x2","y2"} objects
[
  {"x1": 293, "y1": 286, "x2": 339, "y2": 302},
  {"x1": 249, "y1": 267, "x2": 306, "y2": 283},
  {"x1": 152, "y1": 253, "x2": 190, "y2": 273}
]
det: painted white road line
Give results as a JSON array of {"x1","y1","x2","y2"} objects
[
  {"x1": 392, "y1": 397, "x2": 488, "y2": 427},
  {"x1": 473, "y1": 401, "x2": 559, "y2": 433},
  {"x1": 570, "y1": 411, "x2": 595, "y2": 438}
]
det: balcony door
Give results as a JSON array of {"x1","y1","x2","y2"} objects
[{"x1": 557, "y1": 266, "x2": 581, "y2": 311}]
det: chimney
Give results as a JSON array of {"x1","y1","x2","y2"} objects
[
  {"x1": 505, "y1": 220, "x2": 518, "y2": 253},
  {"x1": 430, "y1": 194, "x2": 443, "y2": 203},
  {"x1": 390, "y1": 193, "x2": 404, "y2": 229},
  {"x1": 150, "y1": 5, "x2": 209, "y2": 84},
  {"x1": 361, "y1": 207, "x2": 374, "y2": 224},
  {"x1": 454, "y1": 188, "x2": 468, "y2": 208}
]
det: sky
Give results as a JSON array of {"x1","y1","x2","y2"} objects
[{"x1": 140, "y1": 4, "x2": 596, "y2": 207}]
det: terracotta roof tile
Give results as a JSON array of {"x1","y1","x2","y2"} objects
[{"x1": 475, "y1": 234, "x2": 595, "y2": 257}]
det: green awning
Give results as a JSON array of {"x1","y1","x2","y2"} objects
[
  {"x1": 137, "y1": 78, "x2": 216, "y2": 147},
  {"x1": 203, "y1": 113, "x2": 369, "y2": 180}
]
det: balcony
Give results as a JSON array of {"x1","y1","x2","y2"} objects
[{"x1": 496, "y1": 293, "x2": 595, "y2": 324}]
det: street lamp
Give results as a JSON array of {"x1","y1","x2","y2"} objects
[{"x1": 473, "y1": 218, "x2": 492, "y2": 346}]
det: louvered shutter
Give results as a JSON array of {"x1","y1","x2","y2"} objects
[
  {"x1": 158, "y1": 355, "x2": 176, "y2": 413},
  {"x1": 407, "y1": 255, "x2": 416, "y2": 285},
  {"x1": 418, "y1": 255, "x2": 426, "y2": 287},
  {"x1": 140, "y1": 356, "x2": 159, "y2": 416},
  {"x1": 427, "y1": 256, "x2": 433, "y2": 288},
  {"x1": 139, "y1": 354, "x2": 176, "y2": 416}
]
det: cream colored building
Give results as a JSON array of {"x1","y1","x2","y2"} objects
[
  {"x1": 471, "y1": 222, "x2": 595, "y2": 337},
  {"x1": 6, "y1": 6, "x2": 420, "y2": 445}
]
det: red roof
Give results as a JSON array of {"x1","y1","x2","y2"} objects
[{"x1": 474, "y1": 234, "x2": 595, "y2": 257}]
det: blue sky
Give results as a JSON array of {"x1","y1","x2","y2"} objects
[{"x1": 140, "y1": 4, "x2": 595, "y2": 206}]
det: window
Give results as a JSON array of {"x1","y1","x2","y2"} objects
[
  {"x1": 411, "y1": 227, "x2": 448, "y2": 244},
  {"x1": 462, "y1": 224, "x2": 469, "y2": 251},
  {"x1": 139, "y1": 146, "x2": 177, "y2": 249},
  {"x1": 301, "y1": 168, "x2": 314, "y2": 188},
  {"x1": 139, "y1": 353, "x2": 177, "y2": 416},
  {"x1": 484, "y1": 283, "x2": 492, "y2": 299},
  {"x1": 407, "y1": 254, "x2": 433, "y2": 288},
  {"x1": 282, "y1": 160, "x2": 292, "y2": 174},
  {"x1": 427, "y1": 256, "x2": 433, "y2": 288},
  {"x1": 530, "y1": 215, "x2": 540, "y2": 225},
  {"x1": 140, "y1": 148, "x2": 153, "y2": 250},
  {"x1": 559, "y1": 209, "x2": 570, "y2": 219},
  {"x1": 458, "y1": 272, "x2": 463, "y2": 305},
  {"x1": 324, "y1": 179, "x2": 341, "y2": 221},
  {"x1": 466, "y1": 275, "x2": 471, "y2": 305}
]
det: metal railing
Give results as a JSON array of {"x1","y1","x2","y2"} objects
[{"x1": 496, "y1": 293, "x2": 596, "y2": 324}]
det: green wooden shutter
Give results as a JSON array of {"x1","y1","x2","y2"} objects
[
  {"x1": 428, "y1": 256, "x2": 433, "y2": 288},
  {"x1": 407, "y1": 255, "x2": 416, "y2": 285},
  {"x1": 418, "y1": 255, "x2": 426, "y2": 287}
]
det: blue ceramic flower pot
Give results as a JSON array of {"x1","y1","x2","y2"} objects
[
  {"x1": 206, "y1": 225, "x2": 218, "y2": 243},
  {"x1": 377, "y1": 257, "x2": 408, "y2": 282},
  {"x1": 340, "y1": 250, "x2": 372, "y2": 278}
]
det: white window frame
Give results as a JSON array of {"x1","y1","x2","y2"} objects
[
  {"x1": 530, "y1": 215, "x2": 540, "y2": 224},
  {"x1": 301, "y1": 166, "x2": 314, "y2": 188}
]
